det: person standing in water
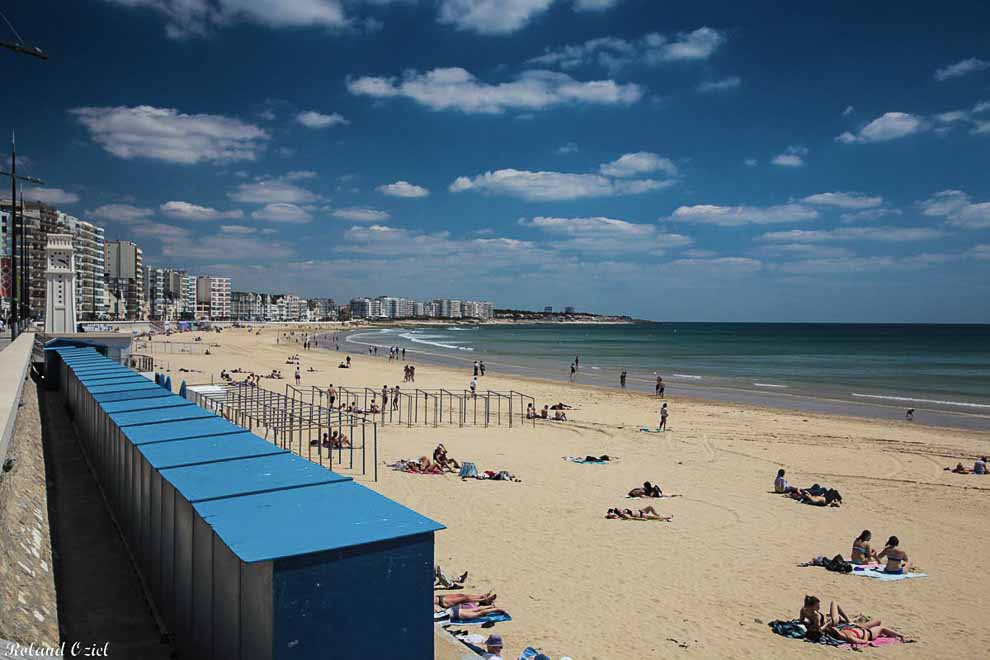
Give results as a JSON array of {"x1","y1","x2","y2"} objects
[
  {"x1": 569, "y1": 363, "x2": 576, "y2": 381},
  {"x1": 575, "y1": 355, "x2": 579, "y2": 370},
  {"x1": 620, "y1": 370, "x2": 627, "y2": 388},
  {"x1": 658, "y1": 403, "x2": 668, "y2": 431}
]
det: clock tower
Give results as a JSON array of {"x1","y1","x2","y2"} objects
[{"x1": 45, "y1": 234, "x2": 78, "y2": 333}]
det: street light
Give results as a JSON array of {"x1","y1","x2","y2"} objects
[
  {"x1": 0, "y1": 41, "x2": 46, "y2": 60},
  {"x1": 1, "y1": 133, "x2": 44, "y2": 339}
]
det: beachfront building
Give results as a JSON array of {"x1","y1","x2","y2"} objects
[
  {"x1": 144, "y1": 266, "x2": 166, "y2": 320},
  {"x1": 194, "y1": 275, "x2": 231, "y2": 321},
  {"x1": 104, "y1": 239, "x2": 144, "y2": 320},
  {"x1": 349, "y1": 297, "x2": 372, "y2": 319},
  {"x1": 2, "y1": 199, "x2": 62, "y2": 321},
  {"x1": 564, "y1": 306, "x2": 576, "y2": 314},
  {"x1": 461, "y1": 300, "x2": 494, "y2": 320},
  {"x1": 232, "y1": 290, "x2": 261, "y2": 321},
  {"x1": 59, "y1": 213, "x2": 107, "y2": 321},
  {"x1": 308, "y1": 297, "x2": 338, "y2": 321}
]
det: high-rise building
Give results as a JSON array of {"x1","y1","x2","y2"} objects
[
  {"x1": 144, "y1": 266, "x2": 167, "y2": 320},
  {"x1": 349, "y1": 297, "x2": 372, "y2": 319},
  {"x1": 104, "y1": 240, "x2": 144, "y2": 320},
  {"x1": 58, "y1": 213, "x2": 107, "y2": 321},
  {"x1": 2, "y1": 200, "x2": 61, "y2": 321},
  {"x1": 181, "y1": 274, "x2": 196, "y2": 318},
  {"x1": 210, "y1": 276, "x2": 231, "y2": 320}
]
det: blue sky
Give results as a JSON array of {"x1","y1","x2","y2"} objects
[{"x1": 3, "y1": 0, "x2": 989, "y2": 322}]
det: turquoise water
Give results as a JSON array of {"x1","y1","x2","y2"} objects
[{"x1": 344, "y1": 323, "x2": 990, "y2": 415}]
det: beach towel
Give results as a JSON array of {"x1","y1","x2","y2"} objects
[
  {"x1": 769, "y1": 620, "x2": 906, "y2": 649},
  {"x1": 518, "y1": 647, "x2": 552, "y2": 660},
  {"x1": 768, "y1": 620, "x2": 847, "y2": 648},
  {"x1": 448, "y1": 612, "x2": 512, "y2": 626},
  {"x1": 564, "y1": 456, "x2": 610, "y2": 464},
  {"x1": 459, "y1": 462, "x2": 479, "y2": 478},
  {"x1": 639, "y1": 427, "x2": 664, "y2": 433},
  {"x1": 852, "y1": 566, "x2": 928, "y2": 581}
]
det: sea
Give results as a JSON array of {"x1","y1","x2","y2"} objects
[{"x1": 332, "y1": 323, "x2": 990, "y2": 431}]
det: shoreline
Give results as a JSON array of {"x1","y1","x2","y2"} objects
[{"x1": 332, "y1": 328, "x2": 990, "y2": 433}]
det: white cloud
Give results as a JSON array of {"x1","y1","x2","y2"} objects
[
  {"x1": 521, "y1": 215, "x2": 692, "y2": 254},
  {"x1": 88, "y1": 203, "x2": 155, "y2": 222},
  {"x1": 160, "y1": 200, "x2": 244, "y2": 220},
  {"x1": 228, "y1": 175, "x2": 321, "y2": 204},
  {"x1": 697, "y1": 76, "x2": 741, "y2": 93},
  {"x1": 21, "y1": 187, "x2": 80, "y2": 205},
  {"x1": 967, "y1": 244, "x2": 990, "y2": 260},
  {"x1": 250, "y1": 202, "x2": 313, "y2": 223},
  {"x1": 771, "y1": 154, "x2": 803, "y2": 167},
  {"x1": 331, "y1": 207, "x2": 390, "y2": 222},
  {"x1": 103, "y1": 0, "x2": 347, "y2": 38},
  {"x1": 919, "y1": 190, "x2": 970, "y2": 216},
  {"x1": 437, "y1": 0, "x2": 554, "y2": 35},
  {"x1": 842, "y1": 105, "x2": 854, "y2": 116},
  {"x1": 70, "y1": 105, "x2": 268, "y2": 164},
  {"x1": 836, "y1": 112, "x2": 928, "y2": 144},
  {"x1": 934, "y1": 57, "x2": 990, "y2": 81},
  {"x1": 756, "y1": 243, "x2": 855, "y2": 259},
  {"x1": 777, "y1": 254, "x2": 957, "y2": 274},
  {"x1": 771, "y1": 145, "x2": 807, "y2": 167},
  {"x1": 599, "y1": 152, "x2": 678, "y2": 178},
  {"x1": 930, "y1": 100, "x2": 990, "y2": 135},
  {"x1": 572, "y1": 0, "x2": 621, "y2": 10},
  {"x1": 218, "y1": 224, "x2": 256, "y2": 234},
  {"x1": 450, "y1": 168, "x2": 672, "y2": 201},
  {"x1": 348, "y1": 67, "x2": 641, "y2": 114},
  {"x1": 744, "y1": 158, "x2": 757, "y2": 167},
  {"x1": 801, "y1": 192, "x2": 883, "y2": 209},
  {"x1": 528, "y1": 27, "x2": 725, "y2": 71},
  {"x1": 839, "y1": 208, "x2": 902, "y2": 223},
  {"x1": 556, "y1": 142, "x2": 579, "y2": 154},
  {"x1": 670, "y1": 203, "x2": 818, "y2": 226},
  {"x1": 295, "y1": 110, "x2": 349, "y2": 128},
  {"x1": 918, "y1": 189, "x2": 990, "y2": 229},
  {"x1": 376, "y1": 180, "x2": 429, "y2": 198},
  {"x1": 760, "y1": 226, "x2": 944, "y2": 242}
]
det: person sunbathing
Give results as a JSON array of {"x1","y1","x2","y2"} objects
[
  {"x1": 433, "y1": 444, "x2": 460, "y2": 471},
  {"x1": 605, "y1": 506, "x2": 672, "y2": 521},
  {"x1": 435, "y1": 592, "x2": 496, "y2": 608},
  {"x1": 800, "y1": 597, "x2": 907, "y2": 644},
  {"x1": 434, "y1": 565, "x2": 468, "y2": 589},
  {"x1": 946, "y1": 462, "x2": 972, "y2": 474},
  {"x1": 850, "y1": 530, "x2": 879, "y2": 565},
  {"x1": 628, "y1": 481, "x2": 680, "y2": 498},
  {"x1": 790, "y1": 487, "x2": 842, "y2": 507},
  {"x1": 435, "y1": 603, "x2": 505, "y2": 621},
  {"x1": 876, "y1": 536, "x2": 909, "y2": 574},
  {"x1": 549, "y1": 402, "x2": 573, "y2": 410}
]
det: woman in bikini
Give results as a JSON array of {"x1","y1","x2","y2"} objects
[
  {"x1": 606, "y1": 506, "x2": 673, "y2": 521},
  {"x1": 877, "y1": 536, "x2": 909, "y2": 574},
  {"x1": 850, "y1": 530, "x2": 879, "y2": 565},
  {"x1": 801, "y1": 597, "x2": 907, "y2": 644}
]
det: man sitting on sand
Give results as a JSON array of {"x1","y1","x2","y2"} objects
[
  {"x1": 628, "y1": 481, "x2": 681, "y2": 498},
  {"x1": 606, "y1": 506, "x2": 673, "y2": 521}
]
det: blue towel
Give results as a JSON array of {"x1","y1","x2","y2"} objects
[
  {"x1": 450, "y1": 612, "x2": 512, "y2": 625},
  {"x1": 564, "y1": 456, "x2": 609, "y2": 464},
  {"x1": 853, "y1": 567, "x2": 927, "y2": 581}
]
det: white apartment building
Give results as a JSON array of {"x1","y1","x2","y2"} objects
[{"x1": 210, "y1": 276, "x2": 231, "y2": 320}]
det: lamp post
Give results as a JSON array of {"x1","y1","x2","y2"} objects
[
  {"x1": 1, "y1": 135, "x2": 44, "y2": 338},
  {"x1": 2, "y1": 10, "x2": 47, "y2": 338}
]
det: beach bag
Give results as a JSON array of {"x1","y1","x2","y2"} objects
[
  {"x1": 823, "y1": 554, "x2": 853, "y2": 573},
  {"x1": 459, "y1": 462, "x2": 478, "y2": 479}
]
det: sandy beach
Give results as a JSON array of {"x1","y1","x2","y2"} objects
[{"x1": 145, "y1": 326, "x2": 990, "y2": 660}]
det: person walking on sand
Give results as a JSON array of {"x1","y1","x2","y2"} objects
[
  {"x1": 469, "y1": 376, "x2": 478, "y2": 397},
  {"x1": 620, "y1": 370, "x2": 627, "y2": 388},
  {"x1": 295, "y1": 367, "x2": 301, "y2": 386},
  {"x1": 570, "y1": 363, "x2": 576, "y2": 381},
  {"x1": 473, "y1": 360, "x2": 479, "y2": 377},
  {"x1": 658, "y1": 403, "x2": 668, "y2": 431},
  {"x1": 328, "y1": 384, "x2": 337, "y2": 409},
  {"x1": 479, "y1": 360, "x2": 486, "y2": 376}
]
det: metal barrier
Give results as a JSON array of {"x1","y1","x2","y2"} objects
[
  {"x1": 129, "y1": 353, "x2": 154, "y2": 372},
  {"x1": 190, "y1": 381, "x2": 379, "y2": 482}
]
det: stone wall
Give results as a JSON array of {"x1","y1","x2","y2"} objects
[{"x1": 0, "y1": 378, "x2": 59, "y2": 646}]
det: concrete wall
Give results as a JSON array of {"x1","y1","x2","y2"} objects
[{"x1": 0, "y1": 334, "x2": 59, "y2": 646}]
